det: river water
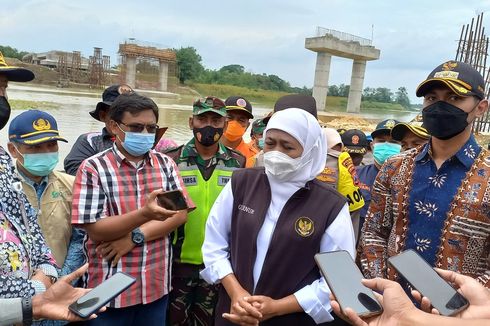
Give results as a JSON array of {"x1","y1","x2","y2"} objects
[{"x1": 1, "y1": 84, "x2": 418, "y2": 170}]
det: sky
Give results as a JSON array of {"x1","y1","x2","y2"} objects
[{"x1": 2, "y1": 0, "x2": 490, "y2": 103}]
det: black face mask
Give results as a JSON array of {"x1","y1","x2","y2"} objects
[
  {"x1": 193, "y1": 126, "x2": 223, "y2": 147},
  {"x1": 422, "y1": 101, "x2": 474, "y2": 140},
  {"x1": 0, "y1": 96, "x2": 11, "y2": 130}
]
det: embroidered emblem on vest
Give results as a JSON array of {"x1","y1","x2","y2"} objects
[
  {"x1": 295, "y1": 217, "x2": 314, "y2": 237},
  {"x1": 238, "y1": 204, "x2": 255, "y2": 214},
  {"x1": 183, "y1": 176, "x2": 198, "y2": 186},
  {"x1": 218, "y1": 175, "x2": 231, "y2": 186}
]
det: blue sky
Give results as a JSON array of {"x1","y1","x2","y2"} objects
[{"x1": 2, "y1": 0, "x2": 490, "y2": 103}]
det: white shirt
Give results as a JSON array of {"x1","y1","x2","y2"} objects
[{"x1": 201, "y1": 181, "x2": 356, "y2": 324}]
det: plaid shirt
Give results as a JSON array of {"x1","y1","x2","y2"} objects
[{"x1": 72, "y1": 145, "x2": 193, "y2": 308}]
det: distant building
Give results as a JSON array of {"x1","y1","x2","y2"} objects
[{"x1": 22, "y1": 51, "x2": 90, "y2": 70}]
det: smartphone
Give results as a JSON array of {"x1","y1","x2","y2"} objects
[
  {"x1": 314, "y1": 250, "x2": 382, "y2": 317},
  {"x1": 388, "y1": 249, "x2": 469, "y2": 316},
  {"x1": 157, "y1": 190, "x2": 188, "y2": 211},
  {"x1": 68, "y1": 272, "x2": 136, "y2": 318}
]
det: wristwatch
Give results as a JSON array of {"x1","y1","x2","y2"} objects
[
  {"x1": 21, "y1": 297, "x2": 33, "y2": 326},
  {"x1": 131, "y1": 228, "x2": 145, "y2": 247}
]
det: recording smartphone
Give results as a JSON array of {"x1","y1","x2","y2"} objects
[
  {"x1": 388, "y1": 249, "x2": 469, "y2": 316},
  {"x1": 68, "y1": 272, "x2": 136, "y2": 318},
  {"x1": 314, "y1": 250, "x2": 382, "y2": 317},
  {"x1": 156, "y1": 190, "x2": 188, "y2": 211}
]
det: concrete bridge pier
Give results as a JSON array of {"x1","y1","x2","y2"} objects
[
  {"x1": 347, "y1": 60, "x2": 367, "y2": 113},
  {"x1": 312, "y1": 53, "x2": 332, "y2": 114},
  {"x1": 305, "y1": 29, "x2": 380, "y2": 113},
  {"x1": 125, "y1": 56, "x2": 136, "y2": 88},
  {"x1": 159, "y1": 61, "x2": 169, "y2": 92}
]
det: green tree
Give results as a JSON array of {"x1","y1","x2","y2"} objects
[
  {"x1": 338, "y1": 84, "x2": 350, "y2": 97},
  {"x1": 219, "y1": 64, "x2": 245, "y2": 74},
  {"x1": 0, "y1": 45, "x2": 28, "y2": 60},
  {"x1": 175, "y1": 46, "x2": 204, "y2": 84},
  {"x1": 395, "y1": 86, "x2": 411, "y2": 109}
]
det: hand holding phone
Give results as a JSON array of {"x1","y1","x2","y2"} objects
[
  {"x1": 69, "y1": 272, "x2": 136, "y2": 318},
  {"x1": 388, "y1": 249, "x2": 469, "y2": 316},
  {"x1": 315, "y1": 250, "x2": 383, "y2": 317},
  {"x1": 140, "y1": 189, "x2": 180, "y2": 221},
  {"x1": 157, "y1": 190, "x2": 188, "y2": 211}
]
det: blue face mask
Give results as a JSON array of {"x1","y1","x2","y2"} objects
[
  {"x1": 120, "y1": 130, "x2": 155, "y2": 157},
  {"x1": 20, "y1": 152, "x2": 59, "y2": 177},
  {"x1": 258, "y1": 138, "x2": 265, "y2": 150},
  {"x1": 373, "y1": 142, "x2": 401, "y2": 165}
]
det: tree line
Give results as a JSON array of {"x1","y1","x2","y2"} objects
[
  {"x1": 175, "y1": 46, "x2": 411, "y2": 108},
  {"x1": 0, "y1": 45, "x2": 29, "y2": 60},
  {"x1": 0, "y1": 44, "x2": 411, "y2": 109}
]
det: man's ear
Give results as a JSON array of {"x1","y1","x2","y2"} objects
[
  {"x1": 188, "y1": 116, "x2": 193, "y2": 130},
  {"x1": 7, "y1": 142, "x2": 18, "y2": 159},
  {"x1": 474, "y1": 99, "x2": 489, "y2": 119},
  {"x1": 108, "y1": 119, "x2": 121, "y2": 138}
]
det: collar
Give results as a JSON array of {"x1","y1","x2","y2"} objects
[
  {"x1": 415, "y1": 135, "x2": 480, "y2": 169},
  {"x1": 101, "y1": 127, "x2": 114, "y2": 140},
  {"x1": 182, "y1": 138, "x2": 232, "y2": 161},
  {"x1": 16, "y1": 165, "x2": 49, "y2": 188},
  {"x1": 111, "y1": 143, "x2": 155, "y2": 168}
]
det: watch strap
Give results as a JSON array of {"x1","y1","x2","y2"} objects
[{"x1": 21, "y1": 297, "x2": 33, "y2": 326}]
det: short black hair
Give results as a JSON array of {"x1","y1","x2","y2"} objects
[{"x1": 109, "y1": 93, "x2": 159, "y2": 122}]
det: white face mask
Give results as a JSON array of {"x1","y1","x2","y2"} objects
[{"x1": 264, "y1": 150, "x2": 310, "y2": 181}]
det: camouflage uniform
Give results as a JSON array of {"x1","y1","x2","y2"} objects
[{"x1": 165, "y1": 139, "x2": 244, "y2": 326}]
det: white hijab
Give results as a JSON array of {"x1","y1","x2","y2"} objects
[{"x1": 264, "y1": 108, "x2": 327, "y2": 210}]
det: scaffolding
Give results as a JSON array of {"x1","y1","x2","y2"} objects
[
  {"x1": 88, "y1": 47, "x2": 104, "y2": 88},
  {"x1": 57, "y1": 52, "x2": 69, "y2": 87},
  {"x1": 71, "y1": 51, "x2": 82, "y2": 83},
  {"x1": 118, "y1": 38, "x2": 176, "y2": 90},
  {"x1": 455, "y1": 13, "x2": 490, "y2": 133}
]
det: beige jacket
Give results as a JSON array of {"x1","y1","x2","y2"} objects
[{"x1": 20, "y1": 170, "x2": 75, "y2": 267}]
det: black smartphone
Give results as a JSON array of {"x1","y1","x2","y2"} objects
[
  {"x1": 68, "y1": 272, "x2": 136, "y2": 318},
  {"x1": 314, "y1": 250, "x2": 382, "y2": 317},
  {"x1": 157, "y1": 190, "x2": 188, "y2": 211},
  {"x1": 388, "y1": 249, "x2": 469, "y2": 316}
]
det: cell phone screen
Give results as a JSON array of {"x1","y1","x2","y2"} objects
[
  {"x1": 157, "y1": 190, "x2": 188, "y2": 210},
  {"x1": 315, "y1": 251, "x2": 382, "y2": 317},
  {"x1": 69, "y1": 272, "x2": 136, "y2": 318},
  {"x1": 388, "y1": 249, "x2": 468, "y2": 316}
]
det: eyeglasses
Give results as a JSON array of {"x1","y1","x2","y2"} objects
[{"x1": 118, "y1": 122, "x2": 159, "y2": 134}]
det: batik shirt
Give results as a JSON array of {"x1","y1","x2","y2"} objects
[
  {"x1": 0, "y1": 147, "x2": 57, "y2": 298},
  {"x1": 405, "y1": 136, "x2": 481, "y2": 267}
]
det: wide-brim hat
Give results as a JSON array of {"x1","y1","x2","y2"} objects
[
  {"x1": 90, "y1": 84, "x2": 134, "y2": 121},
  {"x1": 0, "y1": 52, "x2": 35, "y2": 82}
]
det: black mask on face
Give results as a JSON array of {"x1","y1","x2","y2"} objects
[
  {"x1": 193, "y1": 126, "x2": 223, "y2": 147},
  {"x1": 422, "y1": 101, "x2": 476, "y2": 140},
  {"x1": 0, "y1": 96, "x2": 11, "y2": 130}
]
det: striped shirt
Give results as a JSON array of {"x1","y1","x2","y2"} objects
[{"x1": 72, "y1": 145, "x2": 193, "y2": 308}]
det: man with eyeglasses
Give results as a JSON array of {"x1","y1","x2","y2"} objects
[
  {"x1": 72, "y1": 93, "x2": 194, "y2": 325},
  {"x1": 221, "y1": 96, "x2": 256, "y2": 166},
  {"x1": 64, "y1": 84, "x2": 133, "y2": 175},
  {"x1": 165, "y1": 97, "x2": 245, "y2": 325}
]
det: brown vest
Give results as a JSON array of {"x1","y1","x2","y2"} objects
[{"x1": 215, "y1": 168, "x2": 346, "y2": 326}]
